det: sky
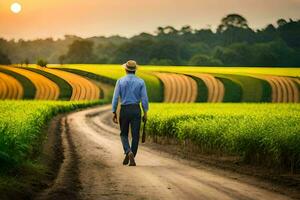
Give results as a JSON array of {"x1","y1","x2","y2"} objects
[{"x1": 1, "y1": 0, "x2": 300, "y2": 40}]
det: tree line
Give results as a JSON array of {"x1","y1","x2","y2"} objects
[{"x1": 0, "y1": 14, "x2": 300, "y2": 67}]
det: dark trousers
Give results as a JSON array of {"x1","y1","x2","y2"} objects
[{"x1": 119, "y1": 104, "x2": 141, "y2": 157}]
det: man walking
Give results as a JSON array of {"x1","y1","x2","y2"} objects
[{"x1": 112, "y1": 60, "x2": 149, "y2": 166}]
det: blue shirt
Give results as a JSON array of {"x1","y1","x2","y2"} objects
[{"x1": 112, "y1": 74, "x2": 149, "y2": 113}]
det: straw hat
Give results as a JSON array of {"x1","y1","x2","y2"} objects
[{"x1": 123, "y1": 60, "x2": 138, "y2": 71}]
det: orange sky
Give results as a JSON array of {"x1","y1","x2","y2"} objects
[{"x1": 1, "y1": 0, "x2": 300, "y2": 40}]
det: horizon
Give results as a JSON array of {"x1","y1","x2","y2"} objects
[{"x1": 1, "y1": 0, "x2": 300, "y2": 40}]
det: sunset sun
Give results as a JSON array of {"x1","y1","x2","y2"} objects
[{"x1": 10, "y1": 2, "x2": 22, "y2": 14}]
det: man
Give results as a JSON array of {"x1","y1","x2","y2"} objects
[{"x1": 112, "y1": 60, "x2": 149, "y2": 166}]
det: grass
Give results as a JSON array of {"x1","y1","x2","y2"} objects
[
  {"x1": 147, "y1": 103, "x2": 300, "y2": 172},
  {"x1": 0, "y1": 67, "x2": 36, "y2": 99}
]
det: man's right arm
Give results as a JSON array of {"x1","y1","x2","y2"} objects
[{"x1": 112, "y1": 80, "x2": 120, "y2": 113}]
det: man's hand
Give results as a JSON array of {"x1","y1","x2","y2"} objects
[
  {"x1": 112, "y1": 113, "x2": 118, "y2": 124},
  {"x1": 142, "y1": 112, "x2": 147, "y2": 122}
]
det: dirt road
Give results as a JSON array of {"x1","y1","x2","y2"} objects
[{"x1": 37, "y1": 105, "x2": 294, "y2": 200}]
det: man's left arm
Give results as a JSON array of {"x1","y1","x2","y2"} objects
[{"x1": 141, "y1": 81, "x2": 149, "y2": 122}]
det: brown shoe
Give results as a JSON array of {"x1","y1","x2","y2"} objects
[
  {"x1": 128, "y1": 152, "x2": 136, "y2": 166},
  {"x1": 123, "y1": 154, "x2": 129, "y2": 165}
]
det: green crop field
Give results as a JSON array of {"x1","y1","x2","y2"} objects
[
  {"x1": 46, "y1": 64, "x2": 300, "y2": 77},
  {"x1": 0, "y1": 100, "x2": 104, "y2": 168},
  {"x1": 147, "y1": 103, "x2": 300, "y2": 171},
  {"x1": 141, "y1": 66, "x2": 300, "y2": 77}
]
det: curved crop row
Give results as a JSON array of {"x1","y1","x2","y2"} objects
[
  {"x1": 0, "y1": 67, "x2": 36, "y2": 99},
  {"x1": 55, "y1": 66, "x2": 164, "y2": 102},
  {"x1": 1, "y1": 66, "x2": 59, "y2": 100},
  {"x1": 42, "y1": 68, "x2": 100, "y2": 101},
  {"x1": 0, "y1": 72, "x2": 23, "y2": 100},
  {"x1": 154, "y1": 73, "x2": 197, "y2": 103},
  {"x1": 259, "y1": 75, "x2": 299, "y2": 103},
  {"x1": 191, "y1": 74, "x2": 224, "y2": 102},
  {"x1": 24, "y1": 68, "x2": 73, "y2": 100}
]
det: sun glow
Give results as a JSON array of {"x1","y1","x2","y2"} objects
[{"x1": 10, "y1": 2, "x2": 22, "y2": 14}]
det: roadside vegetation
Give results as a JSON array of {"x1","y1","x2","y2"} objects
[{"x1": 147, "y1": 103, "x2": 300, "y2": 172}]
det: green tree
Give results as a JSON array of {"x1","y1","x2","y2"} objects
[
  {"x1": 149, "y1": 58, "x2": 174, "y2": 66},
  {"x1": 37, "y1": 59, "x2": 47, "y2": 67},
  {"x1": 0, "y1": 50, "x2": 11, "y2": 64},
  {"x1": 217, "y1": 14, "x2": 249, "y2": 33},
  {"x1": 65, "y1": 40, "x2": 96, "y2": 63},
  {"x1": 150, "y1": 40, "x2": 181, "y2": 64},
  {"x1": 24, "y1": 58, "x2": 29, "y2": 66},
  {"x1": 58, "y1": 55, "x2": 66, "y2": 65},
  {"x1": 277, "y1": 19, "x2": 287, "y2": 27},
  {"x1": 189, "y1": 54, "x2": 222, "y2": 66}
]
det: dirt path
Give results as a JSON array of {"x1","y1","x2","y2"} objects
[{"x1": 35, "y1": 105, "x2": 296, "y2": 200}]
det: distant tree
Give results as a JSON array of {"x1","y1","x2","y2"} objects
[
  {"x1": 251, "y1": 40, "x2": 295, "y2": 66},
  {"x1": 194, "y1": 29, "x2": 216, "y2": 44},
  {"x1": 277, "y1": 19, "x2": 287, "y2": 27},
  {"x1": 65, "y1": 40, "x2": 96, "y2": 63},
  {"x1": 24, "y1": 58, "x2": 29, "y2": 66},
  {"x1": 217, "y1": 14, "x2": 249, "y2": 33},
  {"x1": 189, "y1": 54, "x2": 222, "y2": 66},
  {"x1": 180, "y1": 25, "x2": 193, "y2": 35},
  {"x1": 256, "y1": 24, "x2": 279, "y2": 42},
  {"x1": 213, "y1": 46, "x2": 240, "y2": 66},
  {"x1": 58, "y1": 55, "x2": 66, "y2": 65},
  {"x1": 37, "y1": 59, "x2": 47, "y2": 67},
  {"x1": 277, "y1": 20, "x2": 300, "y2": 48},
  {"x1": 156, "y1": 27, "x2": 166, "y2": 35},
  {"x1": 149, "y1": 58, "x2": 174, "y2": 66},
  {"x1": 112, "y1": 38, "x2": 155, "y2": 64},
  {"x1": 0, "y1": 51, "x2": 11, "y2": 64},
  {"x1": 164, "y1": 26, "x2": 178, "y2": 35},
  {"x1": 149, "y1": 40, "x2": 181, "y2": 64}
]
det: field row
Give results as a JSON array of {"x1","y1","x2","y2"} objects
[
  {"x1": 0, "y1": 66, "x2": 100, "y2": 101},
  {"x1": 54, "y1": 65, "x2": 300, "y2": 103},
  {"x1": 147, "y1": 103, "x2": 300, "y2": 172},
  {"x1": 0, "y1": 65, "x2": 299, "y2": 103}
]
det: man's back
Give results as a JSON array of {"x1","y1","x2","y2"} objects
[
  {"x1": 112, "y1": 74, "x2": 148, "y2": 113},
  {"x1": 118, "y1": 74, "x2": 145, "y2": 105}
]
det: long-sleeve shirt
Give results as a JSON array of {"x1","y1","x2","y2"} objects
[{"x1": 112, "y1": 74, "x2": 149, "y2": 113}]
